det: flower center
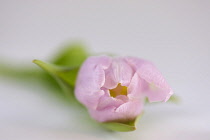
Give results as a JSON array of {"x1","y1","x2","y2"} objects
[{"x1": 109, "y1": 83, "x2": 127, "y2": 98}]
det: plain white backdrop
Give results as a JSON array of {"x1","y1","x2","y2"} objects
[{"x1": 0, "y1": 0, "x2": 210, "y2": 139}]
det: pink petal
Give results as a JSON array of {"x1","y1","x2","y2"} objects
[
  {"x1": 125, "y1": 57, "x2": 173, "y2": 102},
  {"x1": 89, "y1": 106, "x2": 117, "y2": 122},
  {"x1": 127, "y1": 72, "x2": 144, "y2": 99},
  {"x1": 115, "y1": 101, "x2": 143, "y2": 120},
  {"x1": 89, "y1": 100, "x2": 143, "y2": 122},
  {"x1": 75, "y1": 56, "x2": 112, "y2": 109},
  {"x1": 103, "y1": 58, "x2": 134, "y2": 89},
  {"x1": 96, "y1": 95, "x2": 125, "y2": 110}
]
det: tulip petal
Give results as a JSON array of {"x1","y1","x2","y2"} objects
[
  {"x1": 89, "y1": 100, "x2": 143, "y2": 122},
  {"x1": 103, "y1": 58, "x2": 134, "y2": 89},
  {"x1": 96, "y1": 95, "x2": 125, "y2": 110},
  {"x1": 125, "y1": 57, "x2": 173, "y2": 102},
  {"x1": 75, "y1": 56, "x2": 112, "y2": 109},
  {"x1": 115, "y1": 101, "x2": 143, "y2": 120},
  {"x1": 101, "y1": 115, "x2": 143, "y2": 132},
  {"x1": 127, "y1": 72, "x2": 144, "y2": 99}
]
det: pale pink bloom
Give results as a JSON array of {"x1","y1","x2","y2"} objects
[{"x1": 75, "y1": 56, "x2": 173, "y2": 122}]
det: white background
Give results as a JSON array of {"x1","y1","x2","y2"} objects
[{"x1": 0, "y1": 0, "x2": 210, "y2": 140}]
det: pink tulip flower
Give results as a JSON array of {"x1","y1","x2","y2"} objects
[{"x1": 75, "y1": 56, "x2": 173, "y2": 122}]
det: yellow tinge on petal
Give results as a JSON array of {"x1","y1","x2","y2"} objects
[
  {"x1": 149, "y1": 83, "x2": 158, "y2": 91},
  {"x1": 109, "y1": 83, "x2": 127, "y2": 98}
]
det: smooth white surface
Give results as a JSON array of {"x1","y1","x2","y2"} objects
[{"x1": 0, "y1": 0, "x2": 210, "y2": 139}]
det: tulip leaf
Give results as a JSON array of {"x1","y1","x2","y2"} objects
[
  {"x1": 167, "y1": 95, "x2": 180, "y2": 103},
  {"x1": 101, "y1": 114, "x2": 142, "y2": 132},
  {"x1": 33, "y1": 59, "x2": 79, "y2": 101},
  {"x1": 102, "y1": 121, "x2": 136, "y2": 132},
  {"x1": 51, "y1": 42, "x2": 89, "y2": 67}
]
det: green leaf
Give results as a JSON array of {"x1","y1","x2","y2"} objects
[
  {"x1": 167, "y1": 95, "x2": 180, "y2": 104},
  {"x1": 101, "y1": 114, "x2": 142, "y2": 132},
  {"x1": 0, "y1": 61, "x2": 66, "y2": 100},
  {"x1": 0, "y1": 62, "x2": 42, "y2": 80},
  {"x1": 51, "y1": 42, "x2": 89, "y2": 67},
  {"x1": 33, "y1": 59, "x2": 79, "y2": 102},
  {"x1": 32, "y1": 44, "x2": 90, "y2": 104}
]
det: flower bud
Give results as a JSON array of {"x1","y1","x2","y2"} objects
[{"x1": 75, "y1": 56, "x2": 173, "y2": 123}]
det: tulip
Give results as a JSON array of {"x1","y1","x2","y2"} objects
[{"x1": 75, "y1": 56, "x2": 173, "y2": 123}]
